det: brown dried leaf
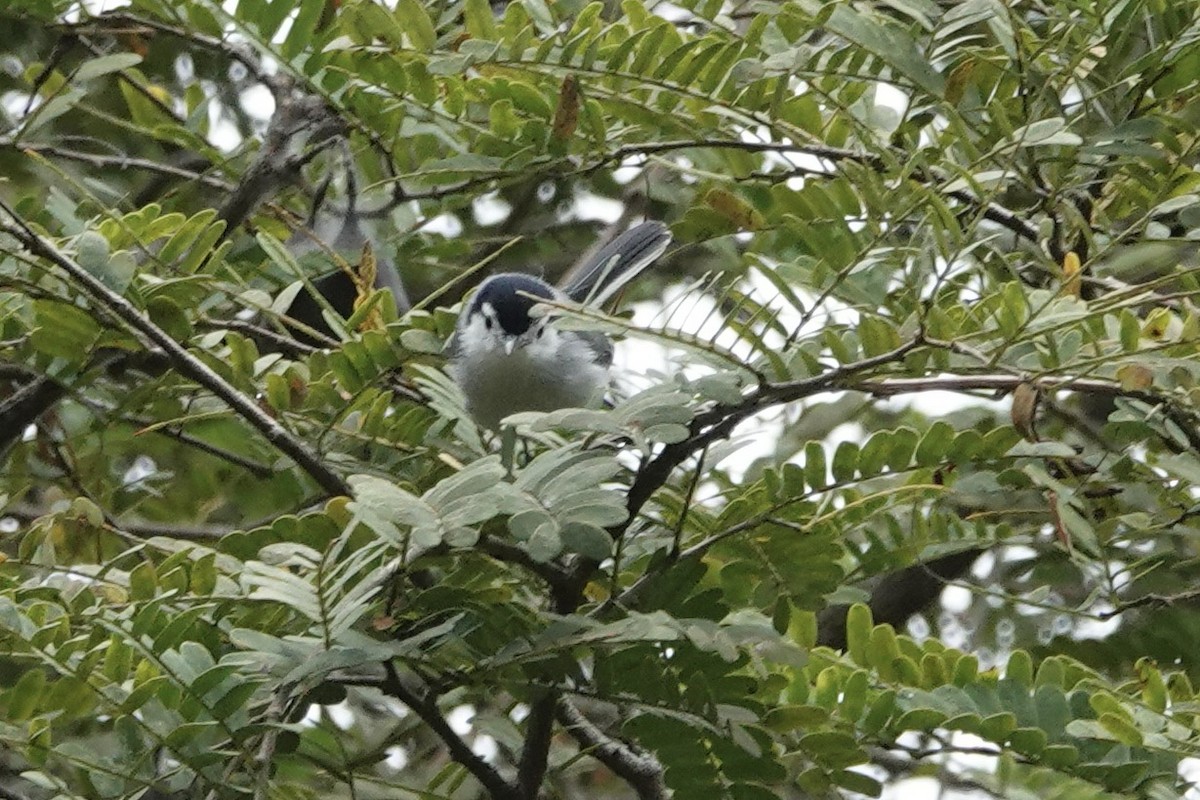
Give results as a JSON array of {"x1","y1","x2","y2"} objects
[
  {"x1": 1011, "y1": 382, "x2": 1041, "y2": 442},
  {"x1": 551, "y1": 75, "x2": 580, "y2": 143}
]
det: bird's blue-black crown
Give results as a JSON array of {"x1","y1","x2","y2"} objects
[{"x1": 468, "y1": 274, "x2": 556, "y2": 336}]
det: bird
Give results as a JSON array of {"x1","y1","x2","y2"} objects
[
  {"x1": 449, "y1": 221, "x2": 672, "y2": 429},
  {"x1": 283, "y1": 164, "x2": 409, "y2": 346}
]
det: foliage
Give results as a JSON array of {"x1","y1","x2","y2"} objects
[{"x1": 2, "y1": 0, "x2": 1200, "y2": 798}]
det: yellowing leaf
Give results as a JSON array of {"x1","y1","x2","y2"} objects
[
  {"x1": 944, "y1": 58, "x2": 975, "y2": 104},
  {"x1": 1062, "y1": 250, "x2": 1082, "y2": 297},
  {"x1": 703, "y1": 188, "x2": 764, "y2": 230},
  {"x1": 1116, "y1": 364, "x2": 1153, "y2": 390}
]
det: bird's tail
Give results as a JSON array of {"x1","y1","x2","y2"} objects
[{"x1": 564, "y1": 221, "x2": 672, "y2": 307}]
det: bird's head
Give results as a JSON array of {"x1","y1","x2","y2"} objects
[{"x1": 462, "y1": 274, "x2": 559, "y2": 356}]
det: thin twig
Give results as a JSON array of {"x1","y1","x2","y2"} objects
[
  {"x1": 849, "y1": 374, "x2": 1200, "y2": 453},
  {"x1": 67, "y1": 12, "x2": 272, "y2": 82},
  {"x1": 624, "y1": 354, "x2": 1200, "y2": 541},
  {"x1": 477, "y1": 536, "x2": 575, "y2": 595},
  {"x1": 252, "y1": 694, "x2": 286, "y2": 800},
  {"x1": 69, "y1": 390, "x2": 276, "y2": 477},
  {"x1": 592, "y1": 140, "x2": 1042, "y2": 247},
  {"x1": 1095, "y1": 588, "x2": 1200, "y2": 620},
  {"x1": 197, "y1": 316, "x2": 325, "y2": 356},
  {"x1": 0, "y1": 198, "x2": 350, "y2": 497},
  {"x1": 10, "y1": 141, "x2": 233, "y2": 191},
  {"x1": 128, "y1": 417, "x2": 276, "y2": 477},
  {"x1": 3, "y1": 503, "x2": 229, "y2": 541},
  {"x1": 603, "y1": 346, "x2": 1200, "y2": 624},
  {"x1": 621, "y1": 337, "x2": 924, "y2": 532}
]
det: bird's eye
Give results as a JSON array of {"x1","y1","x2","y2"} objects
[
  {"x1": 484, "y1": 317, "x2": 493, "y2": 331},
  {"x1": 535, "y1": 326, "x2": 544, "y2": 339}
]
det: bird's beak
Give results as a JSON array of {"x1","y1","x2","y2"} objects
[{"x1": 503, "y1": 338, "x2": 517, "y2": 356}]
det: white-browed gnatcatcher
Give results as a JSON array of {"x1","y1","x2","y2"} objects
[{"x1": 449, "y1": 221, "x2": 672, "y2": 428}]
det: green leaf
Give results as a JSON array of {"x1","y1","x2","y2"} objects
[
  {"x1": 798, "y1": 731, "x2": 867, "y2": 767},
  {"x1": 465, "y1": 0, "x2": 499, "y2": 38},
  {"x1": 1006, "y1": 650, "x2": 1034, "y2": 686},
  {"x1": 257, "y1": 231, "x2": 301, "y2": 274},
  {"x1": 1008, "y1": 117, "x2": 1082, "y2": 147},
  {"x1": 846, "y1": 604, "x2": 872, "y2": 666},
  {"x1": 526, "y1": 520, "x2": 562, "y2": 562},
  {"x1": 861, "y1": 690, "x2": 896, "y2": 734},
  {"x1": 32, "y1": 300, "x2": 101, "y2": 365},
  {"x1": 831, "y1": 769, "x2": 881, "y2": 797},
  {"x1": 396, "y1": 0, "x2": 437, "y2": 51},
  {"x1": 841, "y1": 669, "x2": 869, "y2": 721},
  {"x1": 825, "y1": 5, "x2": 945, "y2": 97},
  {"x1": 282, "y1": 0, "x2": 326, "y2": 59},
  {"x1": 979, "y1": 712, "x2": 1017, "y2": 742},
  {"x1": 802, "y1": 441, "x2": 826, "y2": 490},
  {"x1": 159, "y1": 209, "x2": 220, "y2": 266},
  {"x1": 1009, "y1": 726, "x2": 1048, "y2": 754},
  {"x1": 7, "y1": 669, "x2": 47, "y2": 721},
  {"x1": 858, "y1": 430, "x2": 895, "y2": 476},
  {"x1": 22, "y1": 88, "x2": 82, "y2": 134},
  {"x1": 75, "y1": 53, "x2": 143, "y2": 82},
  {"x1": 914, "y1": 421, "x2": 954, "y2": 465},
  {"x1": 558, "y1": 522, "x2": 612, "y2": 559},
  {"x1": 831, "y1": 441, "x2": 859, "y2": 482},
  {"x1": 764, "y1": 704, "x2": 829, "y2": 732},
  {"x1": 868, "y1": 624, "x2": 902, "y2": 678}
]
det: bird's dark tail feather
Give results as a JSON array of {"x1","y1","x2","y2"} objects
[{"x1": 564, "y1": 221, "x2": 672, "y2": 306}]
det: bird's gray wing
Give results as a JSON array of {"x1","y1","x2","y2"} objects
[
  {"x1": 371, "y1": 250, "x2": 411, "y2": 314},
  {"x1": 578, "y1": 330, "x2": 614, "y2": 367},
  {"x1": 563, "y1": 221, "x2": 672, "y2": 307},
  {"x1": 332, "y1": 212, "x2": 411, "y2": 313}
]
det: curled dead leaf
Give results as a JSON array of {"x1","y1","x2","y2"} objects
[{"x1": 1011, "y1": 381, "x2": 1041, "y2": 441}]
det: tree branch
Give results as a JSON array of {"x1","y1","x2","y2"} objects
[
  {"x1": 197, "y1": 316, "x2": 323, "y2": 357},
  {"x1": 849, "y1": 374, "x2": 1200, "y2": 453},
  {"x1": 10, "y1": 141, "x2": 234, "y2": 192},
  {"x1": 516, "y1": 694, "x2": 556, "y2": 799},
  {"x1": 477, "y1": 536, "x2": 576, "y2": 596},
  {"x1": 591, "y1": 140, "x2": 1043, "y2": 248},
  {"x1": 0, "y1": 373, "x2": 68, "y2": 457},
  {"x1": 606, "y1": 351, "x2": 1200, "y2": 636},
  {"x1": 556, "y1": 698, "x2": 666, "y2": 800},
  {"x1": 1096, "y1": 587, "x2": 1200, "y2": 620},
  {"x1": 0, "y1": 783, "x2": 33, "y2": 800},
  {"x1": 623, "y1": 358, "x2": 1200, "y2": 542},
  {"x1": 366, "y1": 137, "x2": 1044, "y2": 251},
  {"x1": 2, "y1": 350, "x2": 276, "y2": 477},
  {"x1": 70, "y1": 12, "x2": 273, "y2": 83},
  {"x1": 0, "y1": 199, "x2": 350, "y2": 497},
  {"x1": 3, "y1": 502, "x2": 230, "y2": 541},
  {"x1": 215, "y1": 91, "x2": 343, "y2": 236},
  {"x1": 117, "y1": 415, "x2": 275, "y2": 477},
  {"x1": 380, "y1": 662, "x2": 519, "y2": 800},
  {"x1": 622, "y1": 337, "x2": 924, "y2": 529}
]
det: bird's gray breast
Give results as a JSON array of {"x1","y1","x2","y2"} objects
[{"x1": 451, "y1": 335, "x2": 609, "y2": 428}]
